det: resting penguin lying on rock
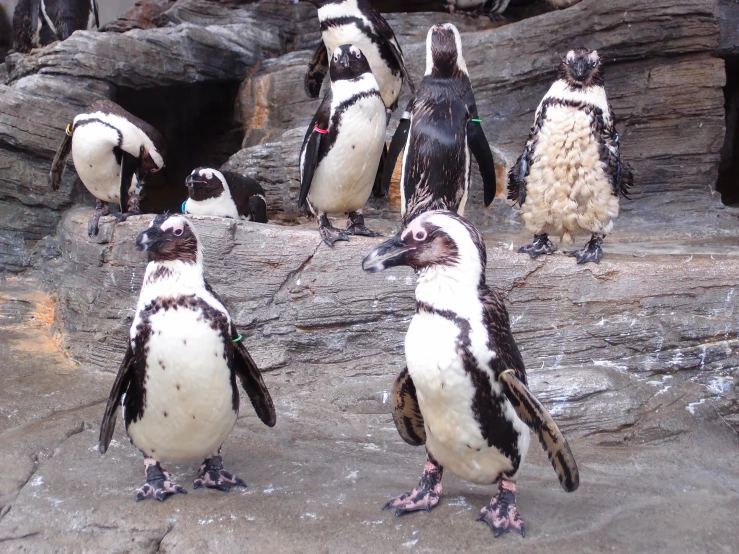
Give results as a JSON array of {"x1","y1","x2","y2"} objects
[
  {"x1": 508, "y1": 48, "x2": 632, "y2": 264},
  {"x1": 49, "y1": 99, "x2": 166, "y2": 237},
  {"x1": 362, "y1": 211, "x2": 579, "y2": 537},
  {"x1": 183, "y1": 167, "x2": 267, "y2": 223},
  {"x1": 98, "y1": 214, "x2": 276, "y2": 502},
  {"x1": 13, "y1": 0, "x2": 99, "y2": 53}
]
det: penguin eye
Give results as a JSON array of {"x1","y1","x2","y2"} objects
[
  {"x1": 414, "y1": 230, "x2": 427, "y2": 242},
  {"x1": 355, "y1": 51, "x2": 361, "y2": 58},
  {"x1": 173, "y1": 228, "x2": 183, "y2": 237}
]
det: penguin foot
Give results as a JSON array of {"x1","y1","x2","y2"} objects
[
  {"x1": 118, "y1": 193, "x2": 142, "y2": 224},
  {"x1": 346, "y1": 212, "x2": 381, "y2": 237},
  {"x1": 135, "y1": 458, "x2": 187, "y2": 502},
  {"x1": 569, "y1": 234, "x2": 603, "y2": 265},
  {"x1": 87, "y1": 200, "x2": 110, "y2": 237},
  {"x1": 477, "y1": 480, "x2": 525, "y2": 538},
  {"x1": 318, "y1": 214, "x2": 349, "y2": 247},
  {"x1": 518, "y1": 233, "x2": 556, "y2": 259},
  {"x1": 383, "y1": 458, "x2": 443, "y2": 516},
  {"x1": 193, "y1": 455, "x2": 247, "y2": 492}
]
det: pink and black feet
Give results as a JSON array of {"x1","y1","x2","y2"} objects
[
  {"x1": 193, "y1": 452, "x2": 247, "y2": 492},
  {"x1": 478, "y1": 479, "x2": 525, "y2": 538},
  {"x1": 346, "y1": 211, "x2": 381, "y2": 238},
  {"x1": 135, "y1": 457, "x2": 187, "y2": 502},
  {"x1": 519, "y1": 233, "x2": 557, "y2": 258},
  {"x1": 87, "y1": 192, "x2": 142, "y2": 237},
  {"x1": 569, "y1": 233, "x2": 604, "y2": 265},
  {"x1": 317, "y1": 213, "x2": 349, "y2": 247},
  {"x1": 384, "y1": 455, "x2": 443, "y2": 516}
]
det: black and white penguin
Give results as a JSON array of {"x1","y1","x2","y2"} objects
[
  {"x1": 382, "y1": 23, "x2": 496, "y2": 221},
  {"x1": 508, "y1": 48, "x2": 632, "y2": 264},
  {"x1": 48, "y1": 99, "x2": 166, "y2": 237},
  {"x1": 99, "y1": 214, "x2": 276, "y2": 502},
  {"x1": 13, "y1": 0, "x2": 99, "y2": 53},
  {"x1": 183, "y1": 167, "x2": 267, "y2": 223},
  {"x1": 299, "y1": 44, "x2": 386, "y2": 246},
  {"x1": 362, "y1": 210, "x2": 579, "y2": 537},
  {"x1": 299, "y1": 0, "x2": 414, "y2": 119},
  {"x1": 446, "y1": 0, "x2": 510, "y2": 18}
]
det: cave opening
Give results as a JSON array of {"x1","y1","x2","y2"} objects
[
  {"x1": 115, "y1": 81, "x2": 243, "y2": 214},
  {"x1": 718, "y1": 58, "x2": 739, "y2": 206}
]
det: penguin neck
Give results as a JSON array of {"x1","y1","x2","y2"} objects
[
  {"x1": 141, "y1": 259, "x2": 206, "y2": 295},
  {"x1": 415, "y1": 264, "x2": 483, "y2": 318},
  {"x1": 546, "y1": 79, "x2": 610, "y2": 115}
]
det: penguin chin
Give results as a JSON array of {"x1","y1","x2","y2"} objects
[{"x1": 362, "y1": 237, "x2": 413, "y2": 273}]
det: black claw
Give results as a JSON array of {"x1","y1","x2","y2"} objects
[
  {"x1": 518, "y1": 233, "x2": 556, "y2": 258},
  {"x1": 346, "y1": 212, "x2": 381, "y2": 237},
  {"x1": 318, "y1": 214, "x2": 350, "y2": 246},
  {"x1": 569, "y1": 235, "x2": 604, "y2": 264},
  {"x1": 193, "y1": 455, "x2": 247, "y2": 493}
]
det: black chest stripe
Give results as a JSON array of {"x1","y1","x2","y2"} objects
[{"x1": 416, "y1": 301, "x2": 522, "y2": 473}]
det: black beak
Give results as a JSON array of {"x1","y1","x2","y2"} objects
[
  {"x1": 362, "y1": 236, "x2": 412, "y2": 273},
  {"x1": 135, "y1": 227, "x2": 164, "y2": 252},
  {"x1": 185, "y1": 175, "x2": 207, "y2": 189},
  {"x1": 338, "y1": 51, "x2": 351, "y2": 68},
  {"x1": 570, "y1": 58, "x2": 588, "y2": 81}
]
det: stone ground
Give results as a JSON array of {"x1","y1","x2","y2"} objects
[{"x1": 0, "y1": 216, "x2": 737, "y2": 553}]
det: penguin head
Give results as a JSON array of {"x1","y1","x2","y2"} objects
[
  {"x1": 425, "y1": 23, "x2": 467, "y2": 78},
  {"x1": 329, "y1": 45, "x2": 372, "y2": 82},
  {"x1": 185, "y1": 167, "x2": 229, "y2": 202},
  {"x1": 135, "y1": 214, "x2": 203, "y2": 266},
  {"x1": 362, "y1": 211, "x2": 486, "y2": 285},
  {"x1": 136, "y1": 143, "x2": 166, "y2": 187},
  {"x1": 561, "y1": 48, "x2": 603, "y2": 88}
]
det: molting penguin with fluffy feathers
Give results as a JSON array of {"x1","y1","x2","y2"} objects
[
  {"x1": 362, "y1": 211, "x2": 579, "y2": 537},
  {"x1": 382, "y1": 23, "x2": 496, "y2": 222},
  {"x1": 98, "y1": 214, "x2": 276, "y2": 502},
  {"x1": 508, "y1": 48, "x2": 632, "y2": 264}
]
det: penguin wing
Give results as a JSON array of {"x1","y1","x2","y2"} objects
[
  {"x1": 601, "y1": 107, "x2": 633, "y2": 199},
  {"x1": 98, "y1": 341, "x2": 135, "y2": 454},
  {"x1": 480, "y1": 286, "x2": 526, "y2": 383},
  {"x1": 231, "y1": 324, "x2": 277, "y2": 427},
  {"x1": 508, "y1": 102, "x2": 547, "y2": 206},
  {"x1": 118, "y1": 150, "x2": 138, "y2": 214},
  {"x1": 299, "y1": 92, "x2": 332, "y2": 208},
  {"x1": 91, "y1": 0, "x2": 100, "y2": 28},
  {"x1": 49, "y1": 128, "x2": 73, "y2": 191},
  {"x1": 499, "y1": 371, "x2": 580, "y2": 493},
  {"x1": 222, "y1": 171, "x2": 265, "y2": 219},
  {"x1": 381, "y1": 106, "x2": 412, "y2": 198},
  {"x1": 368, "y1": 10, "x2": 415, "y2": 93},
  {"x1": 305, "y1": 41, "x2": 329, "y2": 99},
  {"x1": 391, "y1": 367, "x2": 426, "y2": 446},
  {"x1": 466, "y1": 115, "x2": 497, "y2": 207}
]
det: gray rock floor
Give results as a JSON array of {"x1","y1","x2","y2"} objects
[{"x1": 0, "y1": 274, "x2": 737, "y2": 553}]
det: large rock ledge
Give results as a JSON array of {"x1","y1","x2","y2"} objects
[{"x1": 43, "y1": 208, "x2": 738, "y2": 440}]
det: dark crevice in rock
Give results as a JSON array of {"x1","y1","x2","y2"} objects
[
  {"x1": 268, "y1": 241, "x2": 321, "y2": 306},
  {"x1": 717, "y1": 58, "x2": 739, "y2": 206},
  {"x1": 115, "y1": 81, "x2": 243, "y2": 215}
]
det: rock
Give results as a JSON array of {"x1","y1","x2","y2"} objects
[{"x1": 100, "y1": 0, "x2": 177, "y2": 33}]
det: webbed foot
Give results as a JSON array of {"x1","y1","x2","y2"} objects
[
  {"x1": 87, "y1": 199, "x2": 110, "y2": 237},
  {"x1": 518, "y1": 233, "x2": 556, "y2": 259},
  {"x1": 318, "y1": 214, "x2": 349, "y2": 247},
  {"x1": 346, "y1": 211, "x2": 381, "y2": 237},
  {"x1": 136, "y1": 458, "x2": 187, "y2": 502},
  {"x1": 118, "y1": 192, "x2": 142, "y2": 224},
  {"x1": 383, "y1": 457, "x2": 443, "y2": 516},
  {"x1": 477, "y1": 480, "x2": 525, "y2": 538},
  {"x1": 193, "y1": 454, "x2": 247, "y2": 492},
  {"x1": 569, "y1": 234, "x2": 604, "y2": 264}
]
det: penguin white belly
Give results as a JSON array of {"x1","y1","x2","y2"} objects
[
  {"x1": 308, "y1": 96, "x2": 386, "y2": 214},
  {"x1": 184, "y1": 194, "x2": 240, "y2": 219},
  {"x1": 322, "y1": 25, "x2": 402, "y2": 108},
  {"x1": 523, "y1": 106, "x2": 619, "y2": 243},
  {"x1": 72, "y1": 125, "x2": 123, "y2": 204},
  {"x1": 126, "y1": 307, "x2": 237, "y2": 463},
  {"x1": 405, "y1": 312, "x2": 516, "y2": 484}
]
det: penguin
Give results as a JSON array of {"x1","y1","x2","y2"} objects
[
  {"x1": 13, "y1": 0, "x2": 99, "y2": 53},
  {"x1": 362, "y1": 210, "x2": 579, "y2": 537},
  {"x1": 382, "y1": 23, "x2": 496, "y2": 222},
  {"x1": 299, "y1": 0, "x2": 414, "y2": 120},
  {"x1": 98, "y1": 214, "x2": 276, "y2": 502},
  {"x1": 446, "y1": 0, "x2": 511, "y2": 19},
  {"x1": 508, "y1": 48, "x2": 632, "y2": 264},
  {"x1": 299, "y1": 44, "x2": 386, "y2": 246},
  {"x1": 48, "y1": 99, "x2": 166, "y2": 237},
  {"x1": 184, "y1": 167, "x2": 267, "y2": 223}
]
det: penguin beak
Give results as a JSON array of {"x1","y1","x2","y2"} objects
[
  {"x1": 337, "y1": 51, "x2": 351, "y2": 68},
  {"x1": 185, "y1": 175, "x2": 207, "y2": 190},
  {"x1": 570, "y1": 58, "x2": 589, "y2": 82},
  {"x1": 135, "y1": 226, "x2": 164, "y2": 252},
  {"x1": 362, "y1": 236, "x2": 413, "y2": 273}
]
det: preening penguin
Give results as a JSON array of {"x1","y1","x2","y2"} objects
[
  {"x1": 382, "y1": 23, "x2": 496, "y2": 221},
  {"x1": 299, "y1": 44, "x2": 387, "y2": 246},
  {"x1": 362, "y1": 211, "x2": 579, "y2": 537},
  {"x1": 98, "y1": 214, "x2": 276, "y2": 502},
  {"x1": 48, "y1": 99, "x2": 166, "y2": 237},
  {"x1": 298, "y1": 0, "x2": 414, "y2": 118},
  {"x1": 508, "y1": 48, "x2": 632, "y2": 264},
  {"x1": 184, "y1": 167, "x2": 267, "y2": 223},
  {"x1": 13, "y1": 0, "x2": 99, "y2": 53}
]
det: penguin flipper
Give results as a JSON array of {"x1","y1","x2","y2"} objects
[
  {"x1": 119, "y1": 151, "x2": 138, "y2": 214},
  {"x1": 372, "y1": 143, "x2": 388, "y2": 198},
  {"x1": 299, "y1": 128, "x2": 321, "y2": 208},
  {"x1": 382, "y1": 116, "x2": 410, "y2": 198},
  {"x1": 368, "y1": 9, "x2": 415, "y2": 93},
  {"x1": 601, "y1": 108, "x2": 633, "y2": 199},
  {"x1": 48, "y1": 129, "x2": 73, "y2": 191},
  {"x1": 248, "y1": 195, "x2": 268, "y2": 223},
  {"x1": 467, "y1": 119, "x2": 497, "y2": 207},
  {"x1": 499, "y1": 371, "x2": 580, "y2": 493},
  {"x1": 305, "y1": 41, "x2": 328, "y2": 99},
  {"x1": 231, "y1": 324, "x2": 276, "y2": 427},
  {"x1": 508, "y1": 103, "x2": 547, "y2": 205},
  {"x1": 99, "y1": 342, "x2": 135, "y2": 454},
  {"x1": 91, "y1": 0, "x2": 100, "y2": 28},
  {"x1": 392, "y1": 367, "x2": 426, "y2": 446}
]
